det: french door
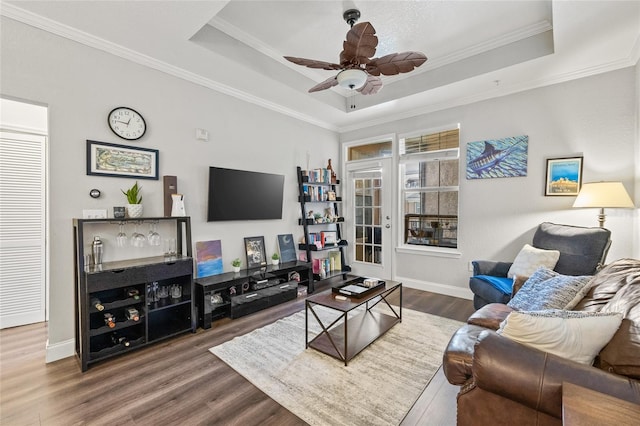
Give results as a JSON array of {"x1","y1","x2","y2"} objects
[{"x1": 345, "y1": 158, "x2": 393, "y2": 279}]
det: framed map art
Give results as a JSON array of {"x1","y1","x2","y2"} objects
[{"x1": 86, "y1": 140, "x2": 159, "y2": 180}]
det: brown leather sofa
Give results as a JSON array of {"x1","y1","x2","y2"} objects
[{"x1": 443, "y1": 258, "x2": 640, "y2": 425}]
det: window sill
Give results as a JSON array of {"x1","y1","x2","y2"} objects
[{"x1": 396, "y1": 244, "x2": 462, "y2": 258}]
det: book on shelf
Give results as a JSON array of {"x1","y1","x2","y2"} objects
[
  {"x1": 302, "y1": 168, "x2": 334, "y2": 184},
  {"x1": 329, "y1": 251, "x2": 341, "y2": 271}
]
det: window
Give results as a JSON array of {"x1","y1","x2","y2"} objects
[
  {"x1": 400, "y1": 128, "x2": 459, "y2": 249},
  {"x1": 348, "y1": 141, "x2": 392, "y2": 161}
]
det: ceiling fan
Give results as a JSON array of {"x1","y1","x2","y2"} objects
[{"x1": 284, "y1": 9, "x2": 427, "y2": 95}]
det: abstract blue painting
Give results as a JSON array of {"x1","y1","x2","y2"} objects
[
  {"x1": 466, "y1": 135, "x2": 528, "y2": 179},
  {"x1": 196, "y1": 240, "x2": 223, "y2": 277}
]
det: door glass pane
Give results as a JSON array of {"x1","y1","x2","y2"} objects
[
  {"x1": 355, "y1": 207, "x2": 363, "y2": 225},
  {"x1": 352, "y1": 172, "x2": 383, "y2": 266}
]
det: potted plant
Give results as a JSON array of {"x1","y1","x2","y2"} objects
[
  {"x1": 231, "y1": 258, "x2": 242, "y2": 273},
  {"x1": 271, "y1": 252, "x2": 280, "y2": 266},
  {"x1": 121, "y1": 181, "x2": 143, "y2": 218}
]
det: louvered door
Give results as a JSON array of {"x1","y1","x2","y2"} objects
[{"x1": 0, "y1": 131, "x2": 46, "y2": 328}]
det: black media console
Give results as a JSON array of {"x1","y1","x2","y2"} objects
[{"x1": 194, "y1": 261, "x2": 312, "y2": 329}]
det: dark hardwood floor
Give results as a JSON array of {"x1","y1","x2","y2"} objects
[{"x1": 0, "y1": 279, "x2": 474, "y2": 425}]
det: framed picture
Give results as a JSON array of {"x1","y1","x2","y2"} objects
[
  {"x1": 545, "y1": 156, "x2": 583, "y2": 196},
  {"x1": 466, "y1": 135, "x2": 528, "y2": 179},
  {"x1": 244, "y1": 236, "x2": 266, "y2": 269},
  {"x1": 86, "y1": 140, "x2": 159, "y2": 180},
  {"x1": 195, "y1": 240, "x2": 223, "y2": 278},
  {"x1": 277, "y1": 234, "x2": 297, "y2": 263},
  {"x1": 321, "y1": 231, "x2": 338, "y2": 247},
  {"x1": 327, "y1": 191, "x2": 336, "y2": 201}
]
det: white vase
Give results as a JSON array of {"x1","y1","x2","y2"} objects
[
  {"x1": 233, "y1": 266, "x2": 241, "y2": 273},
  {"x1": 127, "y1": 204, "x2": 143, "y2": 218},
  {"x1": 272, "y1": 259, "x2": 280, "y2": 266},
  {"x1": 171, "y1": 194, "x2": 186, "y2": 216}
]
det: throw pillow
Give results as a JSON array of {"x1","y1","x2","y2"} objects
[
  {"x1": 497, "y1": 310, "x2": 623, "y2": 365},
  {"x1": 507, "y1": 267, "x2": 593, "y2": 311},
  {"x1": 507, "y1": 244, "x2": 560, "y2": 279}
]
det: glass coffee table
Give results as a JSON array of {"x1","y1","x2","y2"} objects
[{"x1": 305, "y1": 280, "x2": 402, "y2": 365}]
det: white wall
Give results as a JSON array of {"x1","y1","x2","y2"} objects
[
  {"x1": 1, "y1": 17, "x2": 339, "y2": 360},
  {"x1": 341, "y1": 67, "x2": 638, "y2": 298},
  {"x1": 635, "y1": 59, "x2": 640, "y2": 259}
]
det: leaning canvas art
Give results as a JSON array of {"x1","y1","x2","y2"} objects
[
  {"x1": 277, "y1": 234, "x2": 297, "y2": 263},
  {"x1": 196, "y1": 240, "x2": 223, "y2": 278},
  {"x1": 466, "y1": 135, "x2": 528, "y2": 179}
]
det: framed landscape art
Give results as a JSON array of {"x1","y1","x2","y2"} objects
[
  {"x1": 86, "y1": 140, "x2": 159, "y2": 180},
  {"x1": 545, "y1": 157, "x2": 583, "y2": 196}
]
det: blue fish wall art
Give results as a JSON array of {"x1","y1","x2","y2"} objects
[{"x1": 466, "y1": 135, "x2": 528, "y2": 179}]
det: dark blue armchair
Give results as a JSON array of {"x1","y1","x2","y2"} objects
[{"x1": 469, "y1": 222, "x2": 612, "y2": 309}]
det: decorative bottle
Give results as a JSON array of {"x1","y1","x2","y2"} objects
[
  {"x1": 91, "y1": 297, "x2": 104, "y2": 311},
  {"x1": 125, "y1": 307, "x2": 140, "y2": 322},
  {"x1": 126, "y1": 288, "x2": 140, "y2": 300},
  {"x1": 111, "y1": 333, "x2": 130, "y2": 347},
  {"x1": 104, "y1": 313, "x2": 116, "y2": 328},
  {"x1": 327, "y1": 159, "x2": 337, "y2": 184},
  {"x1": 319, "y1": 262, "x2": 327, "y2": 279}
]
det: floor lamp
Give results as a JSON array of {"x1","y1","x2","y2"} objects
[{"x1": 573, "y1": 181, "x2": 635, "y2": 228}]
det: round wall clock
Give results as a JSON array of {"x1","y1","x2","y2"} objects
[{"x1": 108, "y1": 107, "x2": 146, "y2": 140}]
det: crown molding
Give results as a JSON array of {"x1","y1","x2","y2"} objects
[{"x1": 1, "y1": 3, "x2": 338, "y2": 132}]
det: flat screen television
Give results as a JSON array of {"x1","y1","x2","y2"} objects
[{"x1": 207, "y1": 167, "x2": 285, "y2": 221}]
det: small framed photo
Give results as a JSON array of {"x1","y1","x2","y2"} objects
[
  {"x1": 86, "y1": 140, "x2": 159, "y2": 180},
  {"x1": 327, "y1": 191, "x2": 336, "y2": 201},
  {"x1": 244, "y1": 236, "x2": 266, "y2": 269},
  {"x1": 545, "y1": 156, "x2": 583, "y2": 196},
  {"x1": 322, "y1": 231, "x2": 338, "y2": 246}
]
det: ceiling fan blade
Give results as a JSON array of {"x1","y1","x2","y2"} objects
[
  {"x1": 284, "y1": 56, "x2": 343, "y2": 71},
  {"x1": 366, "y1": 51, "x2": 428, "y2": 76},
  {"x1": 356, "y1": 75, "x2": 383, "y2": 95},
  {"x1": 340, "y1": 22, "x2": 378, "y2": 65},
  {"x1": 308, "y1": 75, "x2": 339, "y2": 93}
]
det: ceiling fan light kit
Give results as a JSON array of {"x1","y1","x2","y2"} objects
[
  {"x1": 284, "y1": 9, "x2": 427, "y2": 96},
  {"x1": 337, "y1": 69, "x2": 368, "y2": 90}
]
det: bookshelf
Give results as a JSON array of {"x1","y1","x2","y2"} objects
[{"x1": 296, "y1": 166, "x2": 350, "y2": 281}]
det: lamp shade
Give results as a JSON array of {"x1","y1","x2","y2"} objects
[
  {"x1": 336, "y1": 69, "x2": 367, "y2": 90},
  {"x1": 573, "y1": 182, "x2": 635, "y2": 208}
]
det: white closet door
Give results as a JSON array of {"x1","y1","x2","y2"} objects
[{"x1": 0, "y1": 131, "x2": 46, "y2": 328}]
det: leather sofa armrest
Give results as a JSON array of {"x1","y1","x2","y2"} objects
[
  {"x1": 472, "y1": 331, "x2": 640, "y2": 419},
  {"x1": 442, "y1": 324, "x2": 487, "y2": 385},
  {"x1": 467, "y1": 303, "x2": 514, "y2": 329},
  {"x1": 472, "y1": 260, "x2": 512, "y2": 276}
]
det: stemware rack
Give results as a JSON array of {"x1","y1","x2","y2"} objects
[{"x1": 72, "y1": 216, "x2": 194, "y2": 372}]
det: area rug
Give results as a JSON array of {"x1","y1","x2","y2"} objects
[{"x1": 209, "y1": 306, "x2": 462, "y2": 426}]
